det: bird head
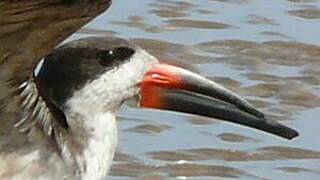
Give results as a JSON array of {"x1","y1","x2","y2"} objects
[{"x1": 33, "y1": 37, "x2": 298, "y2": 139}]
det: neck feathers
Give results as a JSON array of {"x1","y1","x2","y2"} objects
[
  {"x1": 17, "y1": 79, "x2": 118, "y2": 179},
  {"x1": 17, "y1": 78, "x2": 56, "y2": 136},
  {"x1": 69, "y1": 113, "x2": 118, "y2": 179}
]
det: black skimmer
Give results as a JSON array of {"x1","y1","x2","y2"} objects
[{"x1": 0, "y1": 37, "x2": 298, "y2": 179}]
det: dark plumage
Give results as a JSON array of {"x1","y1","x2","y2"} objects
[{"x1": 36, "y1": 37, "x2": 134, "y2": 108}]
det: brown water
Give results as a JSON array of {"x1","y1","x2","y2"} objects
[{"x1": 71, "y1": 0, "x2": 320, "y2": 179}]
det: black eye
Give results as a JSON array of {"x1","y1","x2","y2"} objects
[{"x1": 98, "y1": 47, "x2": 135, "y2": 67}]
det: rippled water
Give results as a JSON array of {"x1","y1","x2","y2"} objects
[{"x1": 71, "y1": 0, "x2": 320, "y2": 179}]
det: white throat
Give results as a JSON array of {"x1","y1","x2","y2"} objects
[{"x1": 74, "y1": 112, "x2": 118, "y2": 180}]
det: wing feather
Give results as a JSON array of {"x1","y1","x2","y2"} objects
[{"x1": 0, "y1": 0, "x2": 112, "y2": 143}]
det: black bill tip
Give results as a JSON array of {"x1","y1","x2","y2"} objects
[{"x1": 157, "y1": 89, "x2": 299, "y2": 140}]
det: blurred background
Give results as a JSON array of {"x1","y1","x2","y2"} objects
[{"x1": 69, "y1": 0, "x2": 320, "y2": 179}]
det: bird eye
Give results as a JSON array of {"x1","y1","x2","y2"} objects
[
  {"x1": 97, "y1": 50, "x2": 115, "y2": 66},
  {"x1": 98, "y1": 47, "x2": 135, "y2": 67}
]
